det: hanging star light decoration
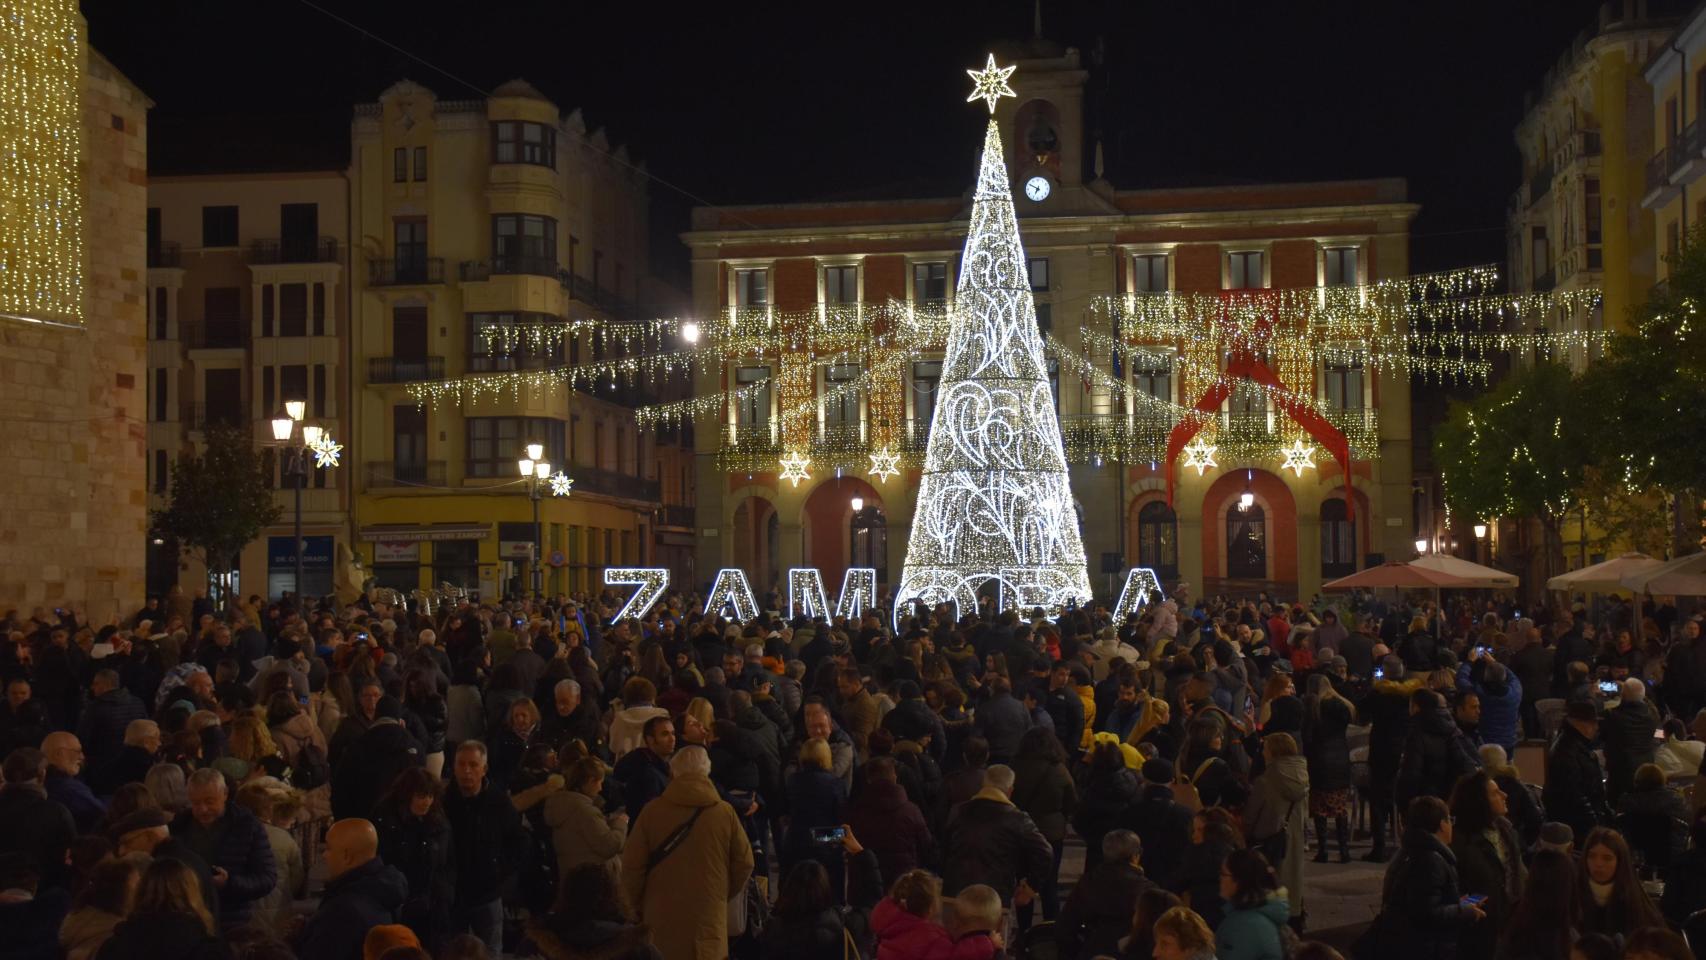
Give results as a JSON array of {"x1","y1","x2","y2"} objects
[
  {"x1": 868, "y1": 447, "x2": 902, "y2": 482},
  {"x1": 548, "y1": 471, "x2": 574, "y2": 497},
  {"x1": 1182, "y1": 438, "x2": 1218, "y2": 476},
  {"x1": 306, "y1": 433, "x2": 342, "y2": 470},
  {"x1": 779, "y1": 450, "x2": 812, "y2": 487},
  {"x1": 1280, "y1": 438, "x2": 1317, "y2": 477},
  {"x1": 965, "y1": 53, "x2": 1016, "y2": 114}
]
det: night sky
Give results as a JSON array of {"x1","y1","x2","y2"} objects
[{"x1": 86, "y1": 0, "x2": 1612, "y2": 281}]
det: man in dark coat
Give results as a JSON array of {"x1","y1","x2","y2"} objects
[
  {"x1": 1544, "y1": 700, "x2": 1612, "y2": 841},
  {"x1": 882, "y1": 681, "x2": 948, "y2": 763},
  {"x1": 75, "y1": 669, "x2": 148, "y2": 771},
  {"x1": 1043, "y1": 662, "x2": 1086, "y2": 757},
  {"x1": 87, "y1": 719, "x2": 160, "y2": 798},
  {"x1": 1372, "y1": 796, "x2": 1484, "y2": 960},
  {"x1": 612, "y1": 715, "x2": 674, "y2": 820},
  {"x1": 1057, "y1": 828, "x2": 1155, "y2": 960},
  {"x1": 972, "y1": 678, "x2": 1031, "y2": 764},
  {"x1": 844, "y1": 757, "x2": 935, "y2": 886},
  {"x1": 443, "y1": 741, "x2": 528, "y2": 956},
  {"x1": 934, "y1": 736, "x2": 990, "y2": 837},
  {"x1": 331, "y1": 706, "x2": 422, "y2": 821},
  {"x1": 173, "y1": 767, "x2": 278, "y2": 928},
  {"x1": 1600, "y1": 677, "x2": 1659, "y2": 803},
  {"x1": 0, "y1": 747, "x2": 76, "y2": 891},
  {"x1": 1396, "y1": 689, "x2": 1481, "y2": 810},
  {"x1": 1121, "y1": 759, "x2": 1195, "y2": 889},
  {"x1": 41, "y1": 732, "x2": 104, "y2": 833},
  {"x1": 295, "y1": 819, "x2": 408, "y2": 960},
  {"x1": 940, "y1": 764, "x2": 1053, "y2": 906},
  {"x1": 537, "y1": 678, "x2": 601, "y2": 756}
]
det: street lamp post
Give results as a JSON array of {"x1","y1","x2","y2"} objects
[
  {"x1": 518, "y1": 442, "x2": 549, "y2": 599},
  {"x1": 270, "y1": 401, "x2": 323, "y2": 605}
]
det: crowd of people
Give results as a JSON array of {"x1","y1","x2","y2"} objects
[{"x1": 0, "y1": 582, "x2": 1704, "y2": 960}]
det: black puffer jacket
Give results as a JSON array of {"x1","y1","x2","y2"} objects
[
  {"x1": 1372, "y1": 828, "x2": 1478, "y2": 960},
  {"x1": 330, "y1": 721, "x2": 422, "y2": 820},
  {"x1": 1072, "y1": 765, "x2": 1140, "y2": 872},
  {"x1": 170, "y1": 804, "x2": 278, "y2": 927},
  {"x1": 442, "y1": 781, "x2": 528, "y2": 907},
  {"x1": 1543, "y1": 723, "x2": 1610, "y2": 840},
  {"x1": 371, "y1": 808, "x2": 455, "y2": 942},
  {"x1": 1122, "y1": 783, "x2": 1194, "y2": 890},
  {"x1": 1396, "y1": 705, "x2": 1481, "y2": 807},
  {"x1": 941, "y1": 793, "x2": 1053, "y2": 903},
  {"x1": 759, "y1": 907, "x2": 844, "y2": 959},
  {"x1": 403, "y1": 695, "x2": 448, "y2": 754},
  {"x1": 0, "y1": 782, "x2": 75, "y2": 890},
  {"x1": 1599, "y1": 698, "x2": 1658, "y2": 800},
  {"x1": 1304, "y1": 696, "x2": 1354, "y2": 791},
  {"x1": 1362, "y1": 677, "x2": 1426, "y2": 779},
  {"x1": 76, "y1": 687, "x2": 148, "y2": 767}
]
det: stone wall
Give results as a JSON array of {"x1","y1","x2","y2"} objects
[{"x1": 0, "y1": 48, "x2": 149, "y2": 621}]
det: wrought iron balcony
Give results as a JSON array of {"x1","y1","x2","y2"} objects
[
  {"x1": 181, "y1": 319, "x2": 247, "y2": 349},
  {"x1": 249, "y1": 237, "x2": 339, "y2": 265},
  {"x1": 659, "y1": 505, "x2": 696, "y2": 528},
  {"x1": 368, "y1": 257, "x2": 445, "y2": 286},
  {"x1": 459, "y1": 255, "x2": 562, "y2": 282},
  {"x1": 572, "y1": 465, "x2": 661, "y2": 501},
  {"x1": 365, "y1": 460, "x2": 445, "y2": 487},
  {"x1": 368, "y1": 356, "x2": 445, "y2": 383}
]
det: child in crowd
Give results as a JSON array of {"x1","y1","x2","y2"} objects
[{"x1": 871, "y1": 870, "x2": 999, "y2": 960}]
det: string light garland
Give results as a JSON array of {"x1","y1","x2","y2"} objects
[
  {"x1": 836, "y1": 568, "x2": 878, "y2": 619},
  {"x1": 604, "y1": 567, "x2": 669, "y2": 621},
  {"x1": 892, "y1": 78, "x2": 1093, "y2": 630},
  {"x1": 0, "y1": 0, "x2": 83, "y2": 325},
  {"x1": 1113, "y1": 568, "x2": 1166, "y2": 619}
]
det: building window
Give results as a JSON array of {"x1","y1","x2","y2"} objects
[
  {"x1": 153, "y1": 367, "x2": 168, "y2": 422},
  {"x1": 912, "y1": 360, "x2": 942, "y2": 434},
  {"x1": 1323, "y1": 247, "x2": 1359, "y2": 287},
  {"x1": 1131, "y1": 352, "x2": 1171, "y2": 406},
  {"x1": 735, "y1": 268, "x2": 769, "y2": 307},
  {"x1": 1228, "y1": 251, "x2": 1264, "y2": 289},
  {"x1": 1229, "y1": 379, "x2": 1266, "y2": 418},
  {"x1": 913, "y1": 261, "x2": 947, "y2": 302},
  {"x1": 1132, "y1": 253, "x2": 1168, "y2": 292},
  {"x1": 1585, "y1": 177, "x2": 1602, "y2": 247},
  {"x1": 823, "y1": 364, "x2": 860, "y2": 430},
  {"x1": 153, "y1": 449, "x2": 168, "y2": 493},
  {"x1": 312, "y1": 282, "x2": 326, "y2": 336},
  {"x1": 1531, "y1": 226, "x2": 1550, "y2": 279},
  {"x1": 1035, "y1": 302, "x2": 1052, "y2": 336},
  {"x1": 493, "y1": 214, "x2": 557, "y2": 273},
  {"x1": 466, "y1": 416, "x2": 565, "y2": 478},
  {"x1": 1047, "y1": 357, "x2": 1061, "y2": 411},
  {"x1": 1137, "y1": 501, "x2": 1178, "y2": 580},
  {"x1": 279, "y1": 283, "x2": 307, "y2": 337},
  {"x1": 153, "y1": 288, "x2": 168, "y2": 339},
  {"x1": 432, "y1": 540, "x2": 479, "y2": 591},
  {"x1": 1322, "y1": 497, "x2": 1356, "y2": 577},
  {"x1": 735, "y1": 366, "x2": 771, "y2": 430},
  {"x1": 493, "y1": 120, "x2": 556, "y2": 167},
  {"x1": 1325, "y1": 361, "x2": 1364, "y2": 411},
  {"x1": 1027, "y1": 257, "x2": 1050, "y2": 291},
  {"x1": 393, "y1": 147, "x2": 407, "y2": 183},
  {"x1": 280, "y1": 365, "x2": 307, "y2": 411},
  {"x1": 262, "y1": 366, "x2": 275, "y2": 416},
  {"x1": 413, "y1": 146, "x2": 427, "y2": 181},
  {"x1": 824, "y1": 265, "x2": 858, "y2": 304},
  {"x1": 201, "y1": 206, "x2": 238, "y2": 248},
  {"x1": 260, "y1": 284, "x2": 274, "y2": 338},
  {"x1": 313, "y1": 365, "x2": 327, "y2": 419}
]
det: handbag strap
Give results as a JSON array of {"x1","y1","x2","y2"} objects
[{"x1": 645, "y1": 804, "x2": 708, "y2": 871}]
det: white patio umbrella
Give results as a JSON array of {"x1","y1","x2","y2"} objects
[
  {"x1": 1409, "y1": 555, "x2": 1519, "y2": 589},
  {"x1": 1545, "y1": 552, "x2": 1662, "y2": 593},
  {"x1": 1617, "y1": 551, "x2": 1706, "y2": 597}
]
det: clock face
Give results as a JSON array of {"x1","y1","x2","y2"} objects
[{"x1": 1024, "y1": 176, "x2": 1051, "y2": 201}]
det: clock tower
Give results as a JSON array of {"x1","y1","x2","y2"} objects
[{"x1": 989, "y1": 40, "x2": 1098, "y2": 212}]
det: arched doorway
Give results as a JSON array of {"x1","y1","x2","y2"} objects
[
  {"x1": 1136, "y1": 501, "x2": 1178, "y2": 581},
  {"x1": 1227, "y1": 503, "x2": 1267, "y2": 579},
  {"x1": 730, "y1": 495, "x2": 777, "y2": 591},
  {"x1": 1321, "y1": 497, "x2": 1356, "y2": 578},
  {"x1": 850, "y1": 506, "x2": 887, "y2": 586}
]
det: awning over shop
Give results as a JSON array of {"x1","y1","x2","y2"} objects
[{"x1": 358, "y1": 523, "x2": 489, "y2": 543}]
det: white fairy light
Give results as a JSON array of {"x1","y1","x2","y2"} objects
[
  {"x1": 892, "y1": 110, "x2": 1092, "y2": 631},
  {"x1": 548, "y1": 471, "x2": 575, "y2": 497},
  {"x1": 1113, "y1": 568, "x2": 1166, "y2": 619},
  {"x1": 835, "y1": 568, "x2": 878, "y2": 620},
  {"x1": 604, "y1": 567, "x2": 669, "y2": 621},
  {"x1": 704, "y1": 568, "x2": 759, "y2": 622},
  {"x1": 787, "y1": 568, "x2": 831, "y2": 621}
]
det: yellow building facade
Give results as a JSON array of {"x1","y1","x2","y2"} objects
[
  {"x1": 349, "y1": 80, "x2": 687, "y2": 601},
  {"x1": 1644, "y1": 4, "x2": 1706, "y2": 278}
]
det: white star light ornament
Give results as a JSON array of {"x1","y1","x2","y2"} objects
[
  {"x1": 966, "y1": 54, "x2": 1017, "y2": 114},
  {"x1": 1281, "y1": 438, "x2": 1317, "y2": 477},
  {"x1": 1182, "y1": 438, "x2": 1218, "y2": 476},
  {"x1": 306, "y1": 433, "x2": 342, "y2": 469},
  {"x1": 779, "y1": 450, "x2": 812, "y2": 487},
  {"x1": 868, "y1": 447, "x2": 901, "y2": 483},
  {"x1": 548, "y1": 471, "x2": 574, "y2": 497}
]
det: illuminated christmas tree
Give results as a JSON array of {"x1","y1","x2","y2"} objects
[{"x1": 892, "y1": 58, "x2": 1092, "y2": 626}]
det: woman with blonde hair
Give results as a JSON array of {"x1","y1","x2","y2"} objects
[
  {"x1": 59, "y1": 854, "x2": 145, "y2": 960},
  {"x1": 1153, "y1": 905, "x2": 1218, "y2": 960},
  {"x1": 227, "y1": 713, "x2": 288, "y2": 781},
  {"x1": 97, "y1": 857, "x2": 224, "y2": 960},
  {"x1": 682, "y1": 696, "x2": 716, "y2": 747},
  {"x1": 782, "y1": 737, "x2": 847, "y2": 897},
  {"x1": 1302, "y1": 673, "x2": 1355, "y2": 863},
  {"x1": 1242, "y1": 733, "x2": 1308, "y2": 919},
  {"x1": 234, "y1": 777, "x2": 306, "y2": 935}
]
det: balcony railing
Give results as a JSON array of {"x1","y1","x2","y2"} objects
[
  {"x1": 181, "y1": 319, "x2": 247, "y2": 349},
  {"x1": 184, "y1": 402, "x2": 249, "y2": 431},
  {"x1": 1648, "y1": 148, "x2": 1670, "y2": 194},
  {"x1": 248, "y1": 237, "x2": 339, "y2": 265},
  {"x1": 368, "y1": 356, "x2": 445, "y2": 383},
  {"x1": 368, "y1": 257, "x2": 445, "y2": 286},
  {"x1": 1573, "y1": 130, "x2": 1601, "y2": 158},
  {"x1": 563, "y1": 273, "x2": 633, "y2": 318},
  {"x1": 1528, "y1": 160, "x2": 1554, "y2": 203},
  {"x1": 147, "y1": 242, "x2": 180, "y2": 269},
  {"x1": 572, "y1": 465, "x2": 661, "y2": 501},
  {"x1": 659, "y1": 505, "x2": 696, "y2": 528},
  {"x1": 459, "y1": 254, "x2": 561, "y2": 282},
  {"x1": 365, "y1": 460, "x2": 446, "y2": 487}
]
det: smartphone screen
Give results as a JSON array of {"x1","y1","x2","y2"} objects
[{"x1": 810, "y1": 826, "x2": 846, "y2": 844}]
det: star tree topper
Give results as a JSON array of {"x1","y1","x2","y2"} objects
[
  {"x1": 548, "y1": 471, "x2": 574, "y2": 497},
  {"x1": 1182, "y1": 438, "x2": 1218, "y2": 476},
  {"x1": 1281, "y1": 438, "x2": 1317, "y2": 477},
  {"x1": 966, "y1": 53, "x2": 1016, "y2": 114},
  {"x1": 868, "y1": 447, "x2": 901, "y2": 483},
  {"x1": 779, "y1": 450, "x2": 812, "y2": 487}
]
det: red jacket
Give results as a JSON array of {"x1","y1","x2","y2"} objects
[{"x1": 872, "y1": 899, "x2": 996, "y2": 960}]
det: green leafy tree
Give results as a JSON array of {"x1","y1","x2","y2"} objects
[
  {"x1": 150, "y1": 425, "x2": 281, "y2": 607},
  {"x1": 1435, "y1": 362, "x2": 1592, "y2": 583}
]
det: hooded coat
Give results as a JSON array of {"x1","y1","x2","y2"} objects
[
  {"x1": 1215, "y1": 895, "x2": 1290, "y2": 960},
  {"x1": 844, "y1": 777, "x2": 936, "y2": 886},
  {"x1": 619, "y1": 773, "x2": 754, "y2": 960},
  {"x1": 1243, "y1": 753, "x2": 1309, "y2": 915},
  {"x1": 609, "y1": 704, "x2": 670, "y2": 760},
  {"x1": 1395, "y1": 705, "x2": 1481, "y2": 809}
]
